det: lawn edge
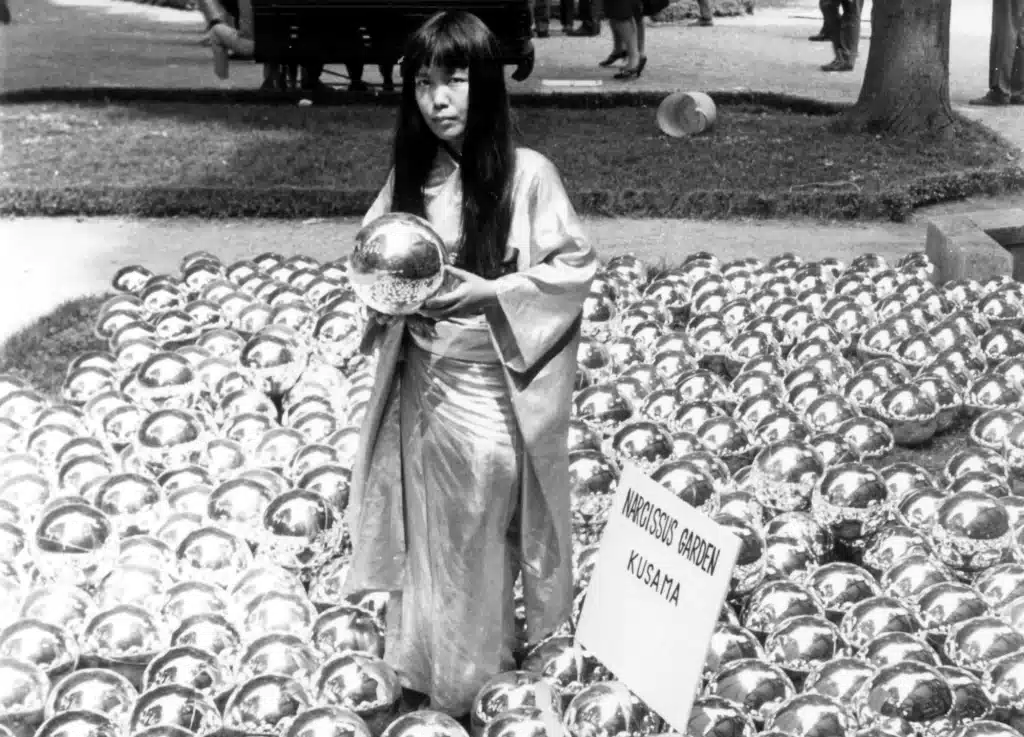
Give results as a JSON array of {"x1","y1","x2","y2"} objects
[{"x1": 0, "y1": 87, "x2": 847, "y2": 113}]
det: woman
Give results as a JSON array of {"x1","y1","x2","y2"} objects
[
  {"x1": 342, "y1": 9, "x2": 598, "y2": 721},
  {"x1": 599, "y1": 0, "x2": 646, "y2": 80}
]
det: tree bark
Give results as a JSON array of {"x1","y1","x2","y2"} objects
[{"x1": 836, "y1": 0, "x2": 956, "y2": 141}]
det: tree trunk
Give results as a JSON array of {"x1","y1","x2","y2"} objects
[{"x1": 836, "y1": 0, "x2": 956, "y2": 141}]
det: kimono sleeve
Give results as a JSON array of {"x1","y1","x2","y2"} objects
[{"x1": 486, "y1": 156, "x2": 598, "y2": 376}]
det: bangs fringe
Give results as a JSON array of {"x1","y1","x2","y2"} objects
[{"x1": 401, "y1": 11, "x2": 498, "y2": 77}]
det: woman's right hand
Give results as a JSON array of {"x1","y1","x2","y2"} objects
[{"x1": 366, "y1": 308, "x2": 398, "y2": 327}]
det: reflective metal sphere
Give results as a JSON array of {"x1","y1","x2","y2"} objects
[
  {"x1": 802, "y1": 657, "x2": 875, "y2": 703},
  {"x1": 838, "y1": 595, "x2": 921, "y2": 650},
  {"x1": 234, "y1": 632, "x2": 320, "y2": 684},
  {"x1": 746, "y1": 441, "x2": 824, "y2": 514},
  {"x1": 944, "y1": 616, "x2": 1024, "y2": 674},
  {"x1": 222, "y1": 675, "x2": 312, "y2": 736},
  {"x1": 312, "y1": 606, "x2": 384, "y2": 660},
  {"x1": 852, "y1": 661, "x2": 952, "y2": 735},
  {"x1": 706, "y1": 659, "x2": 796, "y2": 724},
  {"x1": 0, "y1": 619, "x2": 79, "y2": 680},
  {"x1": 349, "y1": 213, "x2": 448, "y2": 315},
  {"x1": 762, "y1": 693, "x2": 849, "y2": 737},
  {"x1": 44, "y1": 668, "x2": 137, "y2": 722},
  {"x1": 310, "y1": 654, "x2": 401, "y2": 735},
  {"x1": 129, "y1": 684, "x2": 222, "y2": 736},
  {"x1": 684, "y1": 696, "x2": 755, "y2": 737},
  {"x1": 283, "y1": 706, "x2": 372, "y2": 737},
  {"x1": 142, "y1": 645, "x2": 226, "y2": 699},
  {"x1": 34, "y1": 711, "x2": 120, "y2": 737},
  {"x1": 562, "y1": 681, "x2": 659, "y2": 737},
  {"x1": 0, "y1": 657, "x2": 50, "y2": 737}
]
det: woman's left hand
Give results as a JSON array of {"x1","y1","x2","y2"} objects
[{"x1": 419, "y1": 266, "x2": 499, "y2": 319}]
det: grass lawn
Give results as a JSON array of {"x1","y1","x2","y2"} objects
[
  {"x1": 1, "y1": 100, "x2": 1018, "y2": 220},
  {"x1": 0, "y1": 293, "x2": 967, "y2": 480}
]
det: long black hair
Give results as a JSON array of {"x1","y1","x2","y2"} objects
[{"x1": 390, "y1": 11, "x2": 515, "y2": 280}]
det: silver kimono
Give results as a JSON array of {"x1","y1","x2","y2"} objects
[{"x1": 343, "y1": 147, "x2": 598, "y2": 715}]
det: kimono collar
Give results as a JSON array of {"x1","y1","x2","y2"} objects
[{"x1": 426, "y1": 145, "x2": 460, "y2": 189}]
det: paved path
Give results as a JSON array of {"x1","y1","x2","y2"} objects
[
  {"x1": 4, "y1": 192, "x2": 1014, "y2": 345},
  {"x1": 1, "y1": 0, "x2": 1019, "y2": 147}
]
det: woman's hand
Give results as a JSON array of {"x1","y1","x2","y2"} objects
[
  {"x1": 419, "y1": 266, "x2": 499, "y2": 320},
  {"x1": 365, "y1": 307, "x2": 398, "y2": 327}
]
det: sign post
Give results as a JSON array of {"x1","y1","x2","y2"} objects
[{"x1": 574, "y1": 464, "x2": 741, "y2": 733}]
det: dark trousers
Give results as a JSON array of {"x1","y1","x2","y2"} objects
[
  {"x1": 990, "y1": 0, "x2": 1024, "y2": 97},
  {"x1": 821, "y1": 0, "x2": 863, "y2": 61},
  {"x1": 817, "y1": 0, "x2": 838, "y2": 37},
  {"x1": 565, "y1": 0, "x2": 601, "y2": 29},
  {"x1": 533, "y1": 0, "x2": 551, "y2": 28},
  {"x1": 697, "y1": 0, "x2": 712, "y2": 21}
]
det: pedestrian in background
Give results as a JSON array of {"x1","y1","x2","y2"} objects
[
  {"x1": 808, "y1": 0, "x2": 835, "y2": 42},
  {"x1": 567, "y1": 0, "x2": 601, "y2": 36},
  {"x1": 820, "y1": 0, "x2": 863, "y2": 72},
  {"x1": 971, "y1": 0, "x2": 1024, "y2": 105},
  {"x1": 693, "y1": 0, "x2": 712, "y2": 26},
  {"x1": 600, "y1": 0, "x2": 647, "y2": 79}
]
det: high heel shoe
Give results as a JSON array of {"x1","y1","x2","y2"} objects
[
  {"x1": 613, "y1": 56, "x2": 647, "y2": 80},
  {"x1": 598, "y1": 51, "x2": 628, "y2": 67}
]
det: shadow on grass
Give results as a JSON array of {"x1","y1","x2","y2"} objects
[{"x1": 1, "y1": 94, "x2": 1021, "y2": 220}]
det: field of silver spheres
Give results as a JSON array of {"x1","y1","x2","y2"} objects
[{"x1": 4, "y1": 247, "x2": 1024, "y2": 737}]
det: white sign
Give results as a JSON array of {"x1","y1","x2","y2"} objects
[{"x1": 574, "y1": 464, "x2": 741, "y2": 733}]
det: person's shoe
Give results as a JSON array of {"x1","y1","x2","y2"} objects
[
  {"x1": 599, "y1": 50, "x2": 628, "y2": 67},
  {"x1": 535, "y1": 26, "x2": 549, "y2": 38},
  {"x1": 1011, "y1": 93, "x2": 1024, "y2": 105},
  {"x1": 613, "y1": 56, "x2": 646, "y2": 80},
  {"x1": 970, "y1": 92, "x2": 1011, "y2": 106},
  {"x1": 821, "y1": 58, "x2": 854, "y2": 72},
  {"x1": 808, "y1": 32, "x2": 829, "y2": 41},
  {"x1": 690, "y1": 17, "x2": 713, "y2": 26},
  {"x1": 567, "y1": 24, "x2": 600, "y2": 36}
]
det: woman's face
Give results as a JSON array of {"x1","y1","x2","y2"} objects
[{"x1": 415, "y1": 64, "x2": 470, "y2": 150}]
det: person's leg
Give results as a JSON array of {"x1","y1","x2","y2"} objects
[
  {"x1": 346, "y1": 62, "x2": 369, "y2": 92},
  {"x1": 635, "y1": 5, "x2": 645, "y2": 55},
  {"x1": 810, "y1": 0, "x2": 834, "y2": 41},
  {"x1": 837, "y1": 0, "x2": 862, "y2": 67},
  {"x1": 535, "y1": 0, "x2": 551, "y2": 35},
  {"x1": 569, "y1": 0, "x2": 600, "y2": 34},
  {"x1": 695, "y1": 0, "x2": 713, "y2": 25},
  {"x1": 610, "y1": 19, "x2": 638, "y2": 67},
  {"x1": 560, "y1": 0, "x2": 576, "y2": 30},
  {"x1": 1001, "y1": 0, "x2": 1024, "y2": 96},
  {"x1": 820, "y1": 0, "x2": 848, "y2": 71},
  {"x1": 1012, "y1": 2, "x2": 1024, "y2": 102},
  {"x1": 972, "y1": 0, "x2": 1021, "y2": 103},
  {"x1": 380, "y1": 63, "x2": 396, "y2": 92},
  {"x1": 614, "y1": 18, "x2": 643, "y2": 78},
  {"x1": 600, "y1": 19, "x2": 627, "y2": 65}
]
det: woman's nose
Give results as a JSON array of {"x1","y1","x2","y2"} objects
[{"x1": 430, "y1": 85, "x2": 451, "y2": 107}]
